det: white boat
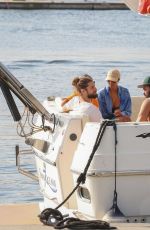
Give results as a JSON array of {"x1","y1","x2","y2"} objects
[
  {"x1": 1, "y1": 61, "x2": 150, "y2": 228},
  {"x1": 0, "y1": 3, "x2": 150, "y2": 227},
  {"x1": 33, "y1": 96, "x2": 150, "y2": 222}
]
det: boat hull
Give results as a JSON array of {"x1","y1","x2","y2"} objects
[{"x1": 32, "y1": 98, "x2": 150, "y2": 221}]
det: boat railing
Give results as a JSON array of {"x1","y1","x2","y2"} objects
[{"x1": 15, "y1": 144, "x2": 38, "y2": 181}]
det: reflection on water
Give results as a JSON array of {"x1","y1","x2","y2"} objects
[{"x1": 0, "y1": 9, "x2": 149, "y2": 203}]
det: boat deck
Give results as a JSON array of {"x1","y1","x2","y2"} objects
[{"x1": 0, "y1": 203, "x2": 150, "y2": 230}]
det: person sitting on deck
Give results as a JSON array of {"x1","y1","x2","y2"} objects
[
  {"x1": 136, "y1": 76, "x2": 150, "y2": 122},
  {"x1": 63, "y1": 75, "x2": 102, "y2": 122},
  {"x1": 98, "y1": 69, "x2": 131, "y2": 122},
  {"x1": 61, "y1": 74, "x2": 99, "y2": 108}
]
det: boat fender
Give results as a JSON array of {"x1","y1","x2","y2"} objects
[{"x1": 138, "y1": 0, "x2": 150, "y2": 14}]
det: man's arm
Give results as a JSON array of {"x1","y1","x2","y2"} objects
[{"x1": 136, "y1": 98, "x2": 150, "y2": 122}]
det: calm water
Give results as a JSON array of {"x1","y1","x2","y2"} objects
[{"x1": 0, "y1": 9, "x2": 149, "y2": 204}]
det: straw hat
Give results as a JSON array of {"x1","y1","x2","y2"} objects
[{"x1": 106, "y1": 69, "x2": 120, "y2": 82}]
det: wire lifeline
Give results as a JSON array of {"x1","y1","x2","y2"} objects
[
  {"x1": 103, "y1": 122, "x2": 125, "y2": 221},
  {"x1": 17, "y1": 105, "x2": 55, "y2": 138},
  {"x1": 113, "y1": 122, "x2": 118, "y2": 207},
  {"x1": 111, "y1": 122, "x2": 124, "y2": 216},
  {"x1": 42, "y1": 113, "x2": 57, "y2": 133}
]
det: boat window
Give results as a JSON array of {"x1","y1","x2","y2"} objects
[{"x1": 78, "y1": 186, "x2": 91, "y2": 203}]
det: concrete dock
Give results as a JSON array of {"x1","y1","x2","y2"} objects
[
  {"x1": 0, "y1": 1, "x2": 128, "y2": 10},
  {"x1": 0, "y1": 203, "x2": 50, "y2": 229},
  {"x1": 0, "y1": 203, "x2": 150, "y2": 230}
]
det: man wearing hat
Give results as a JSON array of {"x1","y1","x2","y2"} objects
[
  {"x1": 137, "y1": 76, "x2": 150, "y2": 122},
  {"x1": 98, "y1": 69, "x2": 131, "y2": 122}
]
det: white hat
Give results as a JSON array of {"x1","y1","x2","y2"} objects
[{"x1": 106, "y1": 69, "x2": 120, "y2": 82}]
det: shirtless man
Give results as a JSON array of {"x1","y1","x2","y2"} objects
[{"x1": 137, "y1": 76, "x2": 150, "y2": 122}]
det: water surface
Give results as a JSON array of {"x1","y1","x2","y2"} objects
[{"x1": 0, "y1": 9, "x2": 149, "y2": 203}]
